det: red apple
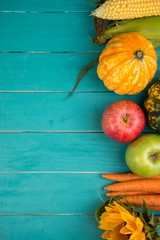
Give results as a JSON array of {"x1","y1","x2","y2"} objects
[{"x1": 102, "y1": 100, "x2": 145, "y2": 143}]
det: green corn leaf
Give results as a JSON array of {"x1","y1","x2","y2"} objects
[
  {"x1": 66, "y1": 57, "x2": 99, "y2": 101},
  {"x1": 95, "y1": 16, "x2": 160, "y2": 48}
]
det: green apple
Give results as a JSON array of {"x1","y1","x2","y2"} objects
[{"x1": 125, "y1": 134, "x2": 160, "y2": 177}]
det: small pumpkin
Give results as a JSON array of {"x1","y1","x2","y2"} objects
[
  {"x1": 97, "y1": 32, "x2": 157, "y2": 95},
  {"x1": 144, "y1": 78, "x2": 160, "y2": 134}
]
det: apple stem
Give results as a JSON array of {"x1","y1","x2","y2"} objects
[
  {"x1": 123, "y1": 113, "x2": 130, "y2": 123},
  {"x1": 150, "y1": 152, "x2": 160, "y2": 163}
]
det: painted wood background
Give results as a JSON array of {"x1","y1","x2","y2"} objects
[{"x1": 0, "y1": 0, "x2": 159, "y2": 239}]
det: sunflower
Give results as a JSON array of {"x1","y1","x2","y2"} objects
[{"x1": 99, "y1": 201, "x2": 145, "y2": 240}]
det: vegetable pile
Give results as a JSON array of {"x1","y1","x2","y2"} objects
[
  {"x1": 103, "y1": 173, "x2": 160, "y2": 210},
  {"x1": 71, "y1": 0, "x2": 160, "y2": 239}
]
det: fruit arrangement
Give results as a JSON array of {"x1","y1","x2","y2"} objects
[{"x1": 69, "y1": 1, "x2": 160, "y2": 239}]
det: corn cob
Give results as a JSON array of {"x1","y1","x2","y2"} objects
[{"x1": 92, "y1": 0, "x2": 160, "y2": 20}]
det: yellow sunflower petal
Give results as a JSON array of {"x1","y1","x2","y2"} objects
[
  {"x1": 109, "y1": 225, "x2": 129, "y2": 240},
  {"x1": 99, "y1": 211, "x2": 124, "y2": 231},
  {"x1": 112, "y1": 201, "x2": 130, "y2": 214},
  {"x1": 128, "y1": 217, "x2": 144, "y2": 239},
  {"x1": 99, "y1": 215, "x2": 124, "y2": 231},
  {"x1": 101, "y1": 230, "x2": 111, "y2": 239},
  {"x1": 120, "y1": 225, "x2": 134, "y2": 235},
  {"x1": 120, "y1": 212, "x2": 137, "y2": 232},
  {"x1": 105, "y1": 205, "x2": 116, "y2": 213},
  {"x1": 104, "y1": 212, "x2": 124, "y2": 222},
  {"x1": 135, "y1": 217, "x2": 144, "y2": 232},
  {"x1": 129, "y1": 231, "x2": 145, "y2": 240}
]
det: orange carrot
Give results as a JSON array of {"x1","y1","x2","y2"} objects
[
  {"x1": 104, "y1": 179, "x2": 160, "y2": 193},
  {"x1": 102, "y1": 173, "x2": 160, "y2": 182},
  {"x1": 105, "y1": 191, "x2": 158, "y2": 197},
  {"x1": 119, "y1": 195, "x2": 160, "y2": 208},
  {"x1": 153, "y1": 206, "x2": 160, "y2": 211}
]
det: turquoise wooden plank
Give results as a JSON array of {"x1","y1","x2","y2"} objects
[
  {"x1": 0, "y1": 53, "x2": 102, "y2": 91},
  {"x1": 0, "y1": 13, "x2": 102, "y2": 52},
  {"x1": 0, "y1": 173, "x2": 108, "y2": 213},
  {"x1": 0, "y1": 132, "x2": 130, "y2": 172},
  {"x1": 0, "y1": 0, "x2": 95, "y2": 12},
  {"x1": 0, "y1": 215, "x2": 102, "y2": 240},
  {"x1": 0, "y1": 52, "x2": 160, "y2": 91},
  {"x1": 0, "y1": 12, "x2": 159, "y2": 53},
  {"x1": 0, "y1": 92, "x2": 154, "y2": 131}
]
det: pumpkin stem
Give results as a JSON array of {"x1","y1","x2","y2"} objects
[{"x1": 135, "y1": 50, "x2": 144, "y2": 60}]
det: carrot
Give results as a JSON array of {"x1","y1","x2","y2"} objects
[
  {"x1": 104, "y1": 179, "x2": 160, "y2": 193},
  {"x1": 105, "y1": 191, "x2": 158, "y2": 197},
  {"x1": 153, "y1": 206, "x2": 160, "y2": 211},
  {"x1": 102, "y1": 173, "x2": 160, "y2": 182},
  {"x1": 119, "y1": 195, "x2": 160, "y2": 208}
]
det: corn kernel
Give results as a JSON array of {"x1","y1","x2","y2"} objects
[{"x1": 92, "y1": 0, "x2": 160, "y2": 20}]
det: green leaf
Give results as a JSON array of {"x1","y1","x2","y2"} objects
[
  {"x1": 146, "y1": 231, "x2": 153, "y2": 240},
  {"x1": 95, "y1": 200, "x2": 109, "y2": 222},
  {"x1": 149, "y1": 209, "x2": 156, "y2": 227},
  {"x1": 142, "y1": 199, "x2": 149, "y2": 222},
  {"x1": 155, "y1": 216, "x2": 160, "y2": 225},
  {"x1": 66, "y1": 57, "x2": 99, "y2": 101}
]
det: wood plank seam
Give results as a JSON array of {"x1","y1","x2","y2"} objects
[
  {"x1": 0, "y1": 171, "x2": 110, "y2": 174},
  {"x1": 0, "y1": 213, "x2": 94, "y2": 215},
  {"x1": 0, "y1": 51, "x2": 102, "y2": 53},
  {"x1": 0, "y1": 11, "x2": 91, "y2": 13},
  {"x1": 0, "y1": 131, "x2": 154, "y2": 133}
]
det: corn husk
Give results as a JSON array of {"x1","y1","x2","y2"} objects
[{"x1": 95, "y1": 16, "x2": 160, "y2": 47}]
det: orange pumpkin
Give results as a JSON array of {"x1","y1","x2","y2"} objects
[{"x1": 97, "y1": 32, "x2": 157, "y2": 95}]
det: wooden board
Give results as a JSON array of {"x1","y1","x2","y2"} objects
[
  {"x1": 0, "y1": 215, "x2": 102, "y2": 240},
  {"x1": 0, "y1": 0, "x2": 95, "y2": 12},
  {"x1": 0, "y1": 173, "x2": 108, "y2": 214},
  {"x1": 0, "y1": 92, "x2": 155, "y2": 131},
  {"x1": 0, "y1": 132, "x2": 130, "y2": 172},
  {"x1": 0, "y1": 0, "x2": 160, "y2": 239},
  {"x1": 0, "y1": 13, "x2": 102, "y2": 52}
]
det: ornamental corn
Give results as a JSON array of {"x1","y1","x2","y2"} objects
[{"x1": 92, "y1": 0, "x2": 160, "y2": 20}]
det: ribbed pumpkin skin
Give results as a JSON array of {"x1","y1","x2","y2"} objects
[
  {"x1": 144, "y1": 78, "x2": 160, "y2": 133},
  {"x1": 97, "y1": 32, "x2": 157, "y2": 95}
]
